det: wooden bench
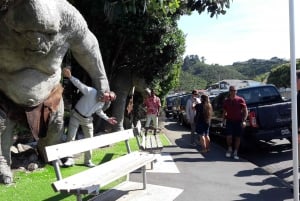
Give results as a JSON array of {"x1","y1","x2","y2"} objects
[
  {"x1": 45, "y1": 128, "x2": 156, "y2": 201},
  {"x1": 135, "y1": 121, "x2": 163, "y2": 154}
]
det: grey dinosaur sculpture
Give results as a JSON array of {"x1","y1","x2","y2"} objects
[{"x1": 0, "y1": 0, "x2": 109, "y2": 184}]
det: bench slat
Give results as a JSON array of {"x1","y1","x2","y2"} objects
[
  {"x1": 52, "y1": 151, "x2": 155, "y2": 194},
  {"x1": 145, "y1": 135, "x2": 161, "y2": 150},
  {"x1": 142, "y1": 134, "x2": 163, "y2": 152},
  {"x1": 45, "y1": 129, "x2": 135, "y2": 162}
]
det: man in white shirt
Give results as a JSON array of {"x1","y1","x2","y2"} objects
[
  {"x1": 186, "y1": 90, "x2": 200, "y2": 146},
  {"x1": 62, "y1": 67, "x2": 117, "y2": 167}
]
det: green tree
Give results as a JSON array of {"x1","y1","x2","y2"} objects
[
  {"x1": 182, "y1": 55, "x2": 200, "y2": 71},
  {"x1": 267, "y1": 59, "x2": 300, "y2": 88},
  {"x1": 100, "y1": 0, "x2": 231, "y2": 19},
  {"x1": 67, "y1": 0, "x2": 232, "y2": 130},
  {"x1": 70, "y1": 0, "x2": 231, "y2": 96},
  {"x1": 68, "y1": 0, "x2": 187, "y2": 130},
  {"x1": 179, "y1": 71, "x2": 207, "y2": 91}
]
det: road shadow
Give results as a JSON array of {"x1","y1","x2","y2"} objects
[
  {"x1": 164, "y1": 121, "x2": 189, "y2": 132},
  {"x1": 235, "y1": 169, "x2": 293, "y2": 201}
]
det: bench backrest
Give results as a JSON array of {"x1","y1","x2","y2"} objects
[{"x1": 45, "y1": 128, "x2": 136, "y2": 162}]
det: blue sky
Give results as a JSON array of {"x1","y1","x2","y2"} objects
[{"x1": 177, "y1": 0, "x2": 299, "y2": 65}]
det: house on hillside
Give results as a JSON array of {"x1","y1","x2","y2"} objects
[{"x1": 206, "y1": 79, "x2": 264, "y2": 95}]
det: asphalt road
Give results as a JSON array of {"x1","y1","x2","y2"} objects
[
  {"x1": 241, "y1": 138, "x2": 293, "y2": 186},
  {"x1": 161, "y1": 116, "x2": 294, "y2": 187}
]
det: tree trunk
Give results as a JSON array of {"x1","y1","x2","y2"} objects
[{"x1": 109, "y1": 69, "x2": 147, "y2": 131}]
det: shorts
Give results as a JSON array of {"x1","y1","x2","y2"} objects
[
  {"x1": 196, "y1": 122, "x2": 209, "y2": 136},
  {"x1": 224, "y1": 120, "x2": 244, "y2": 137},
  {"x1": 145, "y1": 114, "x2": 158, "y2": 128}
]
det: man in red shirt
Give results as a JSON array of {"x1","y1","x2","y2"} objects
[
  {"x1": 222, "y1": 86, "x2": 248, "y2": 159},
  {"x1": 144, "y1": 88, "x2": 161, "y2": 135}
]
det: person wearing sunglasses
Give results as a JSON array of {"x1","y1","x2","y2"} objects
[
  {"x1": 222, "y1": 85, "x2": 248, "y2": 160},
  {"x1": 62, "y1": 67, "x2": 117, "y2": 167}
]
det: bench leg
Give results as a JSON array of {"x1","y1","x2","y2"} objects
[
  {"x1": 142, "y1": 134, "x2": 146, "y2": 150},
  {"x1": 52, "y1": 160, "x2": 62, "y2": 180},
  {"x1": 150, "y1": 161, "x2": 154, "y2": 170},
  {"x1": 142, "y1": 165, "x2": 146, "y2": 190},
  {"x1": 76, "y1": 193, "x2": 82, "y2": 201}
]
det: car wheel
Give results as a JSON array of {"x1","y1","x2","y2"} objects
[{"x1": 179, "y1": 116, "x2": 184, "y2": 126}]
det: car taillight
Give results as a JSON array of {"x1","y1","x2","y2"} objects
[{"x1": 249, "y1": 111, "x2": 257, "y2": 128}]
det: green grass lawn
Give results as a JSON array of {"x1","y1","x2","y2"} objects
[{"x1": 0, "y1": 134, "x2": 170, "y2": 201}]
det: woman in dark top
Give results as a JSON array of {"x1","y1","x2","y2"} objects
[{"x1": 194, "y1": 94, "x2": 213, "y2": 153}]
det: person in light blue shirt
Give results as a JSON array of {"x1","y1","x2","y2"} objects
[{"x1": 62, "y1": 67, "x2": 117, "y2": 167}]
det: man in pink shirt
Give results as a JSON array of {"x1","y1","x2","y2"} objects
[{"x1": 144, "y1": 89, "x2": 161, "y2": 135}]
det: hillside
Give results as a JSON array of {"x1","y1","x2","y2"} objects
[
  {"x1": 230, "y1": 57, "x2": 287, "y2": 79},
  {"x1": 176, "y1": 56, "x2": 288, "y2": 91}
]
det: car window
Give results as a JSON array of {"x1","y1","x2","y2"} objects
[
  {"x1": 166, "y1": 96, "x2": 176, "y2": 107},
  {"x1": 181, "y1": 94, "x2": 192, "y2": 107},
  {"x1": 237, "y1": 90, "x2": 251, "y2": 103},
  {"x1": 237, "y1": 86, "x2": 281, "y2": 104}
]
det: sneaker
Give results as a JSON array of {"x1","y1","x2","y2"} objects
[
  {"x1": 233, "y1": 154, "x2": 239, "y2": 160},
  {"x1": 85, "y1": 162, "x2": 96, "y2": 168},
  {"x1": 190, "y1": 142, "x2": 196, "y2": 146},
  {"x1": 225, "y1": 151, "x2": 231, "y2": 158},
  {"x1": 64, "y1": 158, "x2": 75, "y2": 167},
  {"x1": 200, "y1": 149, "x2": 207, "y2": 153}
]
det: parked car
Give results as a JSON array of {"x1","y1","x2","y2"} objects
[
  {"x1": 209, "y1": 94, "x2": 217, "y2": 102},
  {"x1": 177, "y1": 94, "x2": 192, "y2": 127},
  {"x1": 210, "y1": 84, "x2": 292, "y2": 150},
  {"x1": 164, "y1": 95, "x2": 180, "y2": 118},
  {"x1": 164, "y1": 95, "x2": 177, "y2": 118}
]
